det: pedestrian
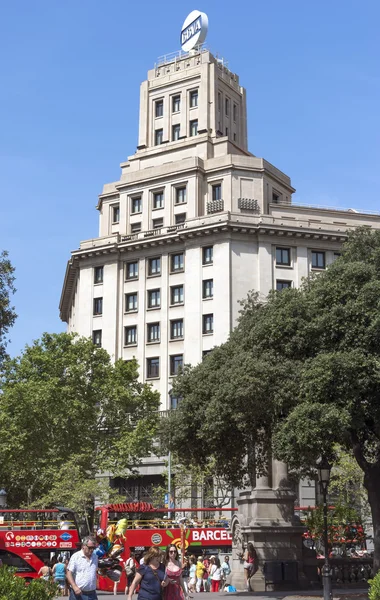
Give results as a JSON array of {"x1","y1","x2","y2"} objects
[
  {"x1": 243, "y1": 542, "x2": 256, "y2": 592},
  {"x1": 38, "y1": 559, "x2": 51, "y2": 581},
  {"x1": 52, "y1": 556, "x2": 67, "y2": 597},
  {"x1": 164, "y1": 544, "x2": 188, "y2": 600},
  {"x1": 66, "y1": 535, "x2": 98, "y2": 600},
  {"x1": 127, "y1": 546, "x2": 169, "y2": 600},
  {"x1": 195, "y1": 556, "x2": 205, "y2": 593},
  {"x1": 202, "y1": 556, "x2": 210, "y2": 592},
  {"x1": 182, "y1": 557, "x2": 190, "y2": 597},
  {"x1": 210, "y1": 557, "x2": 222, "y2": 592},
  {"x1": 220, "y1": 556, "x2": 231, "y2": 589},
  {"x1": 188, "y1": 557, "x2": 196, "y2": 594},
  {"x1": 125, "y1": 552, "x2": 138, "y2": 595}
]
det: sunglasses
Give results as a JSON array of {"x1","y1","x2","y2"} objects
[
  {"x1": 169, "y1": 550, "x2": 176, "y2": 554},
  {"x1": 86, "y1": 545, "x2": 96, "y2": 550}
]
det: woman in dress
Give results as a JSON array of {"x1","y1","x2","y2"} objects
[
  {"x1": 128, "y1": 547, "x2": 169, "y2": 600},
  {"x1": 164, "y1": 545, "x2": 188, "y2": 600},
  {"x1": 243, "y1": 542, "x2": 256, "y2": 591}
]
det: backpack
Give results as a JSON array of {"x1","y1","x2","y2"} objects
[{"x1": 125, "y1": 558, "x2": 136, "y2": 577}]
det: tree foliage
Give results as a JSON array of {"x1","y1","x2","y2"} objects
[
  {"x1": 165, "y1": 227, "x2": 380, "y2": 570},
  {"x1": 0, "y1": 250, "x2": 16, "y2": 365},
  {"x1": 0, "y1": 332, "x2": 160, "y2": 514}
]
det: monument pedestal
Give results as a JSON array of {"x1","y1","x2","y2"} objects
[{"x1": 230, "y1": 461, "x2": 310, "y2": 592}]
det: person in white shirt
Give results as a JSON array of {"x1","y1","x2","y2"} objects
[
  {"x1": 210, "y1": 556, "x2": 222, "y2": 592},
  {"x1": 66, "y1": 536, "x2": 98, "y2": 600}
]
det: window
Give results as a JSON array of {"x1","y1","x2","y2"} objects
[
  {"x1": 190, "y1": 90, "x2": 198, "y2": 108},
  {"x1": 175, "y1": 187, "x2": 186, "y2": 204},
  {"x1": 202, "y1": 279, "x2": 213, "y2": 299},
  {"x1": 312, "y1": 251, "x2": 326, "y2": 269},
  {"x1": 202, "y1": 350, "x2": 212, "y2": 360},
  {"x1": 233, "y1": 103, "x2": 237, "y2": 121},
  {"x1": 125, "y1": 325, "x2": 137, "y2": 345},
  {"x1": 172, "y1": 95, "x2": 181, "y2": 112},
  {"x1": 170, "y1": 354, "x2": 183, "y2": 376},
  {"x1": 203, "y1": 314, "x2": 214, "y2": 334},
  {"x1": 225, "y1": 127, "x2": 228, "y2": 136},
  {"x1": 147, "y1": 357, "x2": 160, "y2": 379},
  {"x1": 147, "y1": 322, "x2": 160, "y2": 343},
  {"x1": 218, "y1": 92, "x2": 221, "y2": 111},
  {"x1": 152, "y1": 217, "x2": 164, "y2": 229},
  {"x1": 148, "y1": 289, "x2": 161, "y2": 308},
  {"x1": 276, "y1": 280, "x2": 292, "y2": 291},
  {"x1": 125, "y1": 293, "x2": 138, "y2": 312},
  {"x1": 225, "y1": 98, "x2": 229, "y2": 116},
  {"x1": 94, "y1": 266, "x2": 103, "y2": 284},
  {"x1": 148, "y1": 257, "x2": 161, "y2": 276},
  {"x1": 155, "y1": 99, "x2": 163, "y2": 118},
  {"x1": 175, "y1": 213, "x2": 186, "y2": 225},
  {"x1": 112, "y1": 204, "x2": 120, "y2": 223},
  {"x1": 276, "y1": 247, "x2": 291, "y2": 266},
  {"x1": 170, "y1": 319, "x2": 184, "y2": 340},
  {"x1": 170, "y1": 393, "x2": 181, "y2": 409},
  {"x1": 131, "y1": 197, "x2": 142, "y2": 214},
  {"x1": 171, "y1": 285, "x2": 184, "y2": 305},
  {"x1": 155, "y1": 129, "x2": 163, "y2": 145},
  {"x1": 333, "y1": 252, "x2": 341, "y2": 261},
  {"x1": 202, "y1": 246, "x2": 213, "y2": 265},
  {"x1": 190, "y1": 120, "x2": 198, "y2": 137},
  {"x1": 272, "y1": 192, "x2": 280, "y2": 203},
  {"x1": 92, "y1": 330, "x2": 102, "y2": 347},
  {"x1": 233, "y1": 132, "x2": 237, "y2": 142},
  {"x1": 153, "y1": 191, "x2": 164, "y2": 209},
  {"x1": 172, "y1": 124, "x2": 180, "y2": 141},
  {"x1": 126, "y1": 261, "x2": 138, "y2": 280},
  {"x1": 170, "y1": 253, "x2": 184, "y2": 273},
  {"x1": 93, "y1": 297, "x2": 103, "y2": 315},
  {"x1": 212, "y1": 184, "x2": 222, "y2": 201},
  {"x1": 131, "y1": 222, "x2": 141, "y2": 233}
]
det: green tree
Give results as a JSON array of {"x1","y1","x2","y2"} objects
[
  {"x1": 0, "y1": 566, "x2": 57, "y2": 599},
  {"x1": 0, "y1": 250, "x2": 16, "y2": 365},
  {"x1": 166, "y1": 227, "x2": 380, "y2": 572},
  {"x1": 0, "y1": 332, "x2": 160, "y2": 518}
]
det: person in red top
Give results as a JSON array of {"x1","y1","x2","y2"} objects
[{"x1": 243, "y1": 543, "x2": 256, "y2": 591}]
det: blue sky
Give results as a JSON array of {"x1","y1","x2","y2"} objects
[{"x1": 1, "y1": 0, "x2": 379, "y2": 357}]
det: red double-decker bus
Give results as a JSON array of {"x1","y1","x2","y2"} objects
[
  {"x1": 0, "y1": 508, "x2": 80, "y2": 582},
  {"x1": 95, "y1": 503, "x2": 234, "y2": 593}
]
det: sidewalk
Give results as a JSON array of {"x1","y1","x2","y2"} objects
[{"x1": 95, "y1": 590, "x2": 369, "y2": 599}]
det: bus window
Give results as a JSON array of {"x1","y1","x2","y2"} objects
[{"x1": 0, "y1": 550, "x2": 35, "y2": 573}]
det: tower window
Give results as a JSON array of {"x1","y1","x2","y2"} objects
[
  {"x1": 147, "y1": 322, "x2": 160, "y2": 343},
  {"x1": 276, "y1": 247, "x2": 291, "y2": 266},
  {"x1": 233, "y1": 104, "x2": 237, "y2": 121},
  {"x1": 148, "y1": 289, "x2": 161, "y2": 308},
  {"x1": 170, "y1": 253, "x2": 184, "y2": 273},
  {"x1": 94, "y1": 266, "x2": 103, "y2": 284},
  {"x1": 155, "y1": 129, "x2": 163, "y2": 145},
  {"x1": 170, "y1": 354, "x2": 183, "y2": 376},
  {"x1": 172, "y1": 95, "x2": 181, "y2": 112},
  {"x1": 212, "y1": 184, "x2": 222, "y2": 201},
  {"x1": 125, "y1": 325, "x2": 137, "y2": 346},
  {"x1": 93, "y1": 297, "x2": 103, "y2": 316},
  {"x1": 175, "y1": 213, "x2": 186, "y2": 225},
  {"x1": 172, "y1": 124, "x2": 180, "y2": 141},
  {"x1": 153, "y1": 191, "x2": 164, "y2": 209},
  {"x1": 92, "y1": 330, "x2": 102, "y2": 347},
  {"x1": 148, "y1": 257, "x2": 161, "y2": 277},
  {"x1": 131, "y1": 196, "x2": 142, "y2": 214},
  {"x1": 147, "y1": 357, "x2": 160, "y2": 379},
  {"x1": 175, "y1": 187, "x2": 186, "y2": 204},
  {"x1": 171, "y1": 285, "x2": 184, "y2": 305},
  {"x1": 112, "y1": 204, "x2": 120, "y2": 223},
  {"x1": 276, "y1": 280, "x2": 292, "y2": 291},
  {"x1": 225, "y1": 98, "x2": 229, "y2": 116},
  {"x1": 202, "y1": 246, "x2": 213, "y2": 265},
  {"x1": 203, "y1": 314, "x2": 214, "y2": 334},
  {"x1": 311, "y1": 251, "x2": 326, "y2": 270},
  {"x1": 170, "y1": 319, "x2": 184, "y2": 340},
  {"x1": 190, "y1": 120, "x2": 198, "y2": 137},
  {"x1": 202, "y1": 279, "x2": 213, "y2": 299},
  {"x1": 125, "y1": 293, "x2": 138, "y2": 312},
  {"x1": 155, "y1": 100, "x2": 163, "y2": 118},
  {"x1": 190, "y1": 90, "x2": 198, "y2": 108}
]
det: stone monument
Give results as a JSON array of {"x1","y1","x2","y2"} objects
[{"x1": 230, "y1": 459, "x2": 310, "y2": 591}]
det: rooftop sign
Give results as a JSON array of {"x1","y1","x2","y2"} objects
[{"x1": 180, "y1": 10, "x2": 208, "y2": 52}]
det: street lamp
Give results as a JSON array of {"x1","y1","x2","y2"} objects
[{"x1": 316, "y1": 456, "x2": 332, "y2": 600}]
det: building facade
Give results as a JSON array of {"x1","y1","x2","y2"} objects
[{"x1": 60, "y1": 47, "x2": 380, "y2": 506}]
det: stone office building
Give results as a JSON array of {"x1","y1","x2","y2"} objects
[{"x1": 60, "y1": 45, "x2": 380, "y2": 506}]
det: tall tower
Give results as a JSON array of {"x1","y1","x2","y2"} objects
[{"x1": 60, "y1": 24, "x2": 377, "y2": 511}]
